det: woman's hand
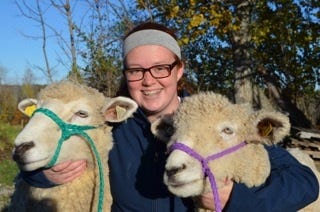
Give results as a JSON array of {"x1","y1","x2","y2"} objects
[
  {"x1": 197, "y1": 180, "x2": 234, "y2": 210},
  {"x1": 43, "y1": 160, "x2": 87, "y2": 184}
]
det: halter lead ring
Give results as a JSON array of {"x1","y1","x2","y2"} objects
[
  {"x1": 32, "y1": 108, "x2": 104, "y2": 212},
  {"x1": 169, "y1": 141, "x2": 247, "y2": 212}
]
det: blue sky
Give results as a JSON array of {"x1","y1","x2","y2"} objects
[{"x1": 0, "y1": 1, "x2": 84, "y2": 84}]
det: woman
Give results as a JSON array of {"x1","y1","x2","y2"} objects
[{"x1": 21, "y1": 22, "x2": 318, "y2": 211}]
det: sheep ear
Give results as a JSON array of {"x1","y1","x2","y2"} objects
[
  {"x1": 103, "y1": 96, "x2": 138, "y2": 122},
  {"x1": 253, "y1": 110, "x2": 291, "y2": 144},
  {"x1": 18, "y1": 98, "x2": 38, "y2": 117},
  {"x1": 151, "y1": 114, "x2": 175, "y2": 142}
]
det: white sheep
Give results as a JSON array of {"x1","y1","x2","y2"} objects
[
  {"x1": 152, "y1": 91, "x2": 320, "y2": 212},
  {"x1": 8, "y1": 80, "x2": 138, "y2": 212}
]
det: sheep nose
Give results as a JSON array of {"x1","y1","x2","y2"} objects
[
  {"x1": 166, "y1": 164, "x2": 187, "y2": 177},
  {"x1": 12, "y1": 141, "x2": 35, "y2": 162}
]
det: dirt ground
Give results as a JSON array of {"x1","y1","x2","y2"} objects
[{"x1": 0, "y1": 184, "x2": 13, "y2": 211}]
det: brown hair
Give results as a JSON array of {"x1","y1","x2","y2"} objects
[{"x1": 124, "y1": 22, "x2": 178, "y2": 40}]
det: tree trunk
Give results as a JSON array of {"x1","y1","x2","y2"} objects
[
  {"x1": 64, "y1": 0, "x2": 78, "y2": 77},
  {"x1": 232, "y1": 1, "x2": 253, "y2": 105}
]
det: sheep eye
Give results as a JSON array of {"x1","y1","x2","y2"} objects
[
  {"x1": 75, "y1": 110, "x2": 88, "y2": 118},
  {"x1": 222, "y1": 127, "x2": 233, "y2": 135}
]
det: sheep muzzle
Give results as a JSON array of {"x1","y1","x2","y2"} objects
[{"x1": 12, "y1": 141, "x2": 35, "y2": 164}]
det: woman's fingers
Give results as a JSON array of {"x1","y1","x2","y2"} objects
[{"x1": 43, "y1": 160, "x2": 87, "y2": 184}]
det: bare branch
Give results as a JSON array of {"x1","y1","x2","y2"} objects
[{"x1": 15, "y1": 0, "x2": 54, "y2": 83}]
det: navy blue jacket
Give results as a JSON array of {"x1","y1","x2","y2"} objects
[
  {"x1": 225, "y1": 144, "x2": 319, "y2": 211},
  {"x1": 21, "y1": 107, "x2": 319, "y2": 211},
  {"x1": 109, "y1": 108, "x2": 194, "y2": 211}
]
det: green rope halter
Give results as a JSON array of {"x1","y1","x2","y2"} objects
[{"x1": 32, "y1": 108, "x2": 105, "y2": 212}]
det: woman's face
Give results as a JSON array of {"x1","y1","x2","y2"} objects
[{"x1": 125, "y1": 45, "x2": 183, "y2": 121}]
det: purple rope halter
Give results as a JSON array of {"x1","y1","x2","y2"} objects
[{"x1": 169, "y1": 141, "x2": 247, "y2": 212}]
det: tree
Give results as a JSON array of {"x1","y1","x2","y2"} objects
[
  {"x1": 252, "y1": 0, "x2": 320, "y2": 96},
  {"x1": 136, "y1": 1, "x2": 319, "y2": 100},
  {"x1": 78, "y1": 0, "x2": 145, "y2": 96},
  {"x1": 50, "y1": 0, "x2": 81, "y2": 81},
  {"x1": 0, "y1": 86, "x2": 18, "y2": 122},
  {"x1": 21, "y1": 68, "x2": 36, "y2": 98},
  {"x1": 15, "y1": 0, "x2": 85, "y2": 83},
  {"x1": 0, "y1": 65, "x2": 7, "y2": 85},
  {"x1": 77, "y1": 0, "x2": 122, "y2": 96},
  {"x1": 15, "y1": 0, "x2": 54, "y2": 83},
  {"x1": 134, "y1": 0, "x2": 320, "y2": 128}
]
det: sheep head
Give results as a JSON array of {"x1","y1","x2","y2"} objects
[
  {"x1": 13, "y1": 81, "x2": 137, "y2": 171},
  {"x1": 152, "y1": 92, "x2": 290, "y2": 198}
]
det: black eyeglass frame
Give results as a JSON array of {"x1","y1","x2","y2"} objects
[{"x1": 123, "y1": 60, "x2": 179, "y2": 82}]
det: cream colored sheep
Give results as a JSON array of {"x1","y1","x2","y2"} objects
[
  {"x1": 152, "y1": 91, "x2": 320, "y2": 212},
  {"x1": 8, "y1": 80, "x2": 138, "y2": 212}
]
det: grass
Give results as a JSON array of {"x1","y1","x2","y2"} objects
[
  {"x1": 0, "y1": 160, "x2": 18, "y2": 185},
  {"x1": 0, "y1": 160, "x2": 17, "y2": 212},
  {"x1": 0, "y1": 121, "x2": 21, "y2": 210},
  {"x1": 0, "y1": 122, "x2": 21, "y2": 186}
]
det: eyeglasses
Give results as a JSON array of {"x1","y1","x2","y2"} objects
[{"x1": 123, "y1": 61, "x2": 178, "y2": 82}]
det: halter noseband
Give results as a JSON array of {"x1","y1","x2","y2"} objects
[
  {"x1": 169, "y1": 141, "x2": 247, "y2": 212},
  {"x1": 32, "y1": 107, "x2": 104, "y2": 212}
]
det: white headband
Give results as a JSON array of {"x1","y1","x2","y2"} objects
[{"x1": 123, "y1": 29, "x2": 181, "y2": 59}]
